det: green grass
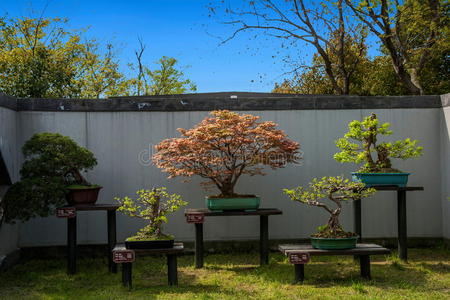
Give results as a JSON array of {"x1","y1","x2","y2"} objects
[{"x1": 0, "y1": 248, "x2": 449, "y2": 300}]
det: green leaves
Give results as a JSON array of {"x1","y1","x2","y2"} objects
[
  {"x1": 284, "y1": 176, "x2": 376, "y2": 236},
  {"x1": 285, "y1": 176, "x2": 375, "y2": 205},
  {"x1": 334, "y1": 113, "x2": 423, "y2": 172},
  {"x1": 2, "y1": 133, "x2": 97, "y2": 223},
  {"x1": 116, "y1": 187, "x2": 187, "y2": 240}
]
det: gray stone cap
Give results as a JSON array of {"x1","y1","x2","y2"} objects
[{"x1": 1, "y1": 92, "x2": 449, "y2": 112}]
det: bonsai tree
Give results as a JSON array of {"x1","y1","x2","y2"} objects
[
  {"x1": 2, "y1": 133, "x2": 97, "y2": 223},
  {"x1": 284, "y1": 176, "x2": 376, "y2": 238},
  {"x1": 153, "y1": 110, "x2": 300, "y2": 197},
  {"x1": 116, "y1": 187, "x2": 187, "y2": 241},
  {"x1": 334, "y1": 113, "x2": 423, "y2": 173}
]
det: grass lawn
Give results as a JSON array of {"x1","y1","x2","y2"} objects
[{"x1": 0, "y1": 247, "x2": 449, "y2": 300}]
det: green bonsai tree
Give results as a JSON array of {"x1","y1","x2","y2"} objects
[
  {"x1": 2, "y1": 133, "x2": 97, "y2": 223},
  {"x1": 284, "y1": 176, "x2": 376, "y2": 238},
  {"x1": 116, "y1": 187, "x2": 187, "y2": 241},
  {"x1": 334, "y1": 113, "x2": 423, "y2": 173}
]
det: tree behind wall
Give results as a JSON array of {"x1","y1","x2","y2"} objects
[
  {"x1": 345, "y1": 0, "x2": 446, "y2": 95},
  {"x1": 0, "y1": 16, "x2": 197, "y2": 98},
  {"x1": 0, "y1": 16, "x2": 129, "y2": 98},
  {"x1": 213, "y1": 0, "x2": 373, "y2": 95},
  {"x1": 129, "y1": 39, "x2": 197, "y2": 96}
]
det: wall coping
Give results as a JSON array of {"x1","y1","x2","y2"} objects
[{"x1": 1, "y1": 92, "x2": 449, "y2": 112}]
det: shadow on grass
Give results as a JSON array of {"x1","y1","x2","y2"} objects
[{"x1": 417, "y1": 262, "x2": 450, "y2": 274}]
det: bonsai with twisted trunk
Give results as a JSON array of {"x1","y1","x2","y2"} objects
[{"x1": 284, "y1": 176, "x2": 376, "y2": 238}]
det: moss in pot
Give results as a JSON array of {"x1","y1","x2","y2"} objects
[
  {"x1": 334, "y1": 113, "x2": 423, "y2": 187},
  {"x1": 152, "y1": 110, "x2": 301, "y2": 211},
  {"x1": 284, "y1": 176, "x2": 376, "y2": 250},
  {"x1": 116, "y1": 187, "x2": 187, "y2": 249}
]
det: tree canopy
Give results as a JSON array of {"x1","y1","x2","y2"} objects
[
  {"x1": 0, "y1": 16, "x2": 196, "y2": 98},
  {"x1": 213, "y1": 0, "x2": 448, "y2": 95}
]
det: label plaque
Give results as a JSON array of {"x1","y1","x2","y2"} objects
[
  {"x1": 56, "y1": 207, "x2": 76, "y2": 218},
  {"x1": 288, "y1": 252, "x2": 310, "y2": 264},
  {"x1": 186, "y1": 213, "x2": 204, "y2": 224},
  {"x1": 113, "y1": 250, "x2": 135, "y2": 263}
]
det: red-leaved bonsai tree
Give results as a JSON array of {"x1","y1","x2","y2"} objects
[{"x1": 153, "y1": 110, "x2": 300, "y2": 197}]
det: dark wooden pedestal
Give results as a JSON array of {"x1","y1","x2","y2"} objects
[
  {"x1": 279, "y1": 244, "x2": 390, "y2": 283},
  {"x1": 353, "y1": 186, "x2": 423, "y2": 261},
  {"x1": 113, "y1": 243, "x2": 184, "y2": 289},
  {"x1": 58, "y1": 204, "x2": 120, "y2": 274},
  {"x1": 185, "y1": 208, "x2": 282, "y2": 268}
]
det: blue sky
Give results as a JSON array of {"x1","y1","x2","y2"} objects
[{"x1": 1, "y1": 0, "x2": 379, "y2": 93}]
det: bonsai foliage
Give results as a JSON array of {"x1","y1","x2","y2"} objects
[
  {"x1": 153, "y1": 110, "x2": 300, "y2": 197},
  {"x1": 334, "y1": 113, "x2": 423, "y2": 173},
  {"x1": 2, "y1": 133, "x2": 97, "y2": 223},
  {"x1": 116, "y1": 187, "x2": 187, "y2": 241},
  {"x1": 284, "y1": 176, "x2": 376, "y2": 238}
]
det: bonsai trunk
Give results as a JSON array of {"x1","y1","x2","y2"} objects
[
  {"x1": 150, "y1": 188, "x2": 163, "y2": 236},
  {"x1": 327, "y1": 212, "x2": 341, "y2": 232},
  {"x1": 376, "y1": 145, "x2": 392, "y2": 170},
  {"x1": 71, "y1": 169, "x2": 89, "y2": 185},
  {"x1": 364, "y1": 114, "x2": 378, "y2": 171},
  {"x1": 218, "y1": 177, "x2": 237, "y2": 197}
]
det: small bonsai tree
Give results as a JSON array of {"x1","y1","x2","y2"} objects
[
  {"x1": 284, "y1": 176, "x2": 376, "y2": 238},
  {"x1": 2, "y1": 133, "x2": 97, "y2": 223},
  {"x1": 153, "y1": 110, "x2": 300, "y2": 197},
  {"x1": 334, "y1": 113, "x2": 423, "y2": 173},
  {"x1": 116, "y1": 187, "x2": 187, "y2": 241}
]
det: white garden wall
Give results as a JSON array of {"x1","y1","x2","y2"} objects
[{"x1": 15, "y1": 108, "x2": 443, "y2": 246}]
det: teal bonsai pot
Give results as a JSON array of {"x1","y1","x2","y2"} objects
[
  {"x1": 206, "y1": 196, "x2": 260, "y2": 211},
  {"x1": 351, "y1": 172, "x2": 410, "y2": 187},
  {"x1": 310, "y1": 236, "x2": 358, "y2": 250}
]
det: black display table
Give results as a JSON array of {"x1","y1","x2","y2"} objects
[
  {"x1": 57, "y1": 203, "x2": 121, "y2": 274},
  {"x1": 279, "y1": 244, "x2": 390, "y2": 282},
  {"x1": 353, "y1": 186, "x2": 424, "y2": 261},
  {"x1": 185, "y1": 208, "x2": 282, "y2": 268},
  {"x1": 113, "y1": 243, "x2": 184, "y2": 289}
]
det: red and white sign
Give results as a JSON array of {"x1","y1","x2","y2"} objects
[
  {"x1": 113, "y1": 250, "x2": 135, "y2": 263},
  {"x1": 186, "y1": 213, "x2": 204, "y2": 224},
  {"x1": 288, "y1": 252, "x2": 310, "y2": 264},
  {"x1": 56, "y1": 207, "x2": 76, "y2": 218}
]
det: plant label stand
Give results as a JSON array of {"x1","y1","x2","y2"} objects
[
  {"x1": 279, "y1": 244, "x2": 390, "y2": 283},
  {"x1": 185, "y1": 208, "x2": 282, "y2": 268},
  {"x1": 354, "y1": 186, "x2": 424, "y2": 261},
  {"x1": 57, "y1": 203, "x2": 120, "y2": 275},
  {"x1": 113, "y1": 243, "x2": 184, "y2": 289}
]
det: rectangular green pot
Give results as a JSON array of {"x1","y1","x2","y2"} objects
[
  {"x1": 352, "y1": 172, "x2": 410, "y2": 187},
  {"x1": 206, "y1": 196, "x2": 260, "y2": 211},
  {"x1": 310, "y1": 236, "x2": 358, "y2": 250}
]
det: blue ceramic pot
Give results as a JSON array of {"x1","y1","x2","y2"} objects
[{"x1": 351, "y1": 172, "x2": 410, "y2": 187}]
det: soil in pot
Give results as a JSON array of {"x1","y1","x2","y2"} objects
[
  {"x1": 206, "y1": 194, "x2": 260, "y2": 211},
  {"x1": 125, "y1": 234, "x2": 175, "y2": 249},
  {"x1": 66, "y1": 185, "x2": 102, "y2": 205}
]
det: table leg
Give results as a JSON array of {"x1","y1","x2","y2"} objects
[
  {"x1": 260, "y1": 215, "x2": 269, "y2": 265},
  {"x1": 122, "y1": 263, "x2": 132, "y2": 289},
  {"x1": 397, "y1": 190, "x2": 407, "y2": 261},
  {"x1": 195, "y1": 223, "x2": 204, "y2": 268},
  {"x1": 107, "y1": 210, "x2": 117, "y2": 273},
  {"x1": 353, "y1": 199, "x2": 362, "y2": 260},
  {"x1": 359, "y1": 255, "x2": 371, "y2": 279},
  {"x1": 67, "y1": 216, "x2": 77, "y2": 275},
  {"x1": 167, "y1": 254, "x2": 178, "y2": 286},
  {"x1": 294, "y1": 264, "x2": 305, "y2": 283},
  {"x1": 353, "y1": 199, "x2": 362, "y2": 241}
]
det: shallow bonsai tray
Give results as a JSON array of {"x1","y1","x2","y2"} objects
[{"x1": 125, "y1": 240, "x2": 175, "y2": 250}]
